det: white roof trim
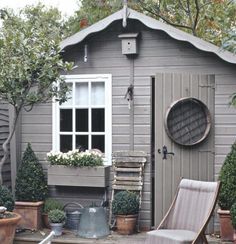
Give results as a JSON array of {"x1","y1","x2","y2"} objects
[{"x1": 60, "y1": 8, "x2": 236, "y2": 64}]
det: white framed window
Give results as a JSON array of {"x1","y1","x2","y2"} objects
[{"x1": 52, "y1": 74, "x2": 112, "y2": 165}]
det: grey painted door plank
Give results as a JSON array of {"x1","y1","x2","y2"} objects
[{"x1": 154, "y1": 73, "x2": 215, "y2": 230}]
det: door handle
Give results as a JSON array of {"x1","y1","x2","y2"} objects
[{"x1": 158, "y1": 145, "x2": 175, "y2": 160}]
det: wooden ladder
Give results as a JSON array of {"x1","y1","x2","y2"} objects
[{"x1": 109, "y1": 151, "x2": 147, "y2": 230}]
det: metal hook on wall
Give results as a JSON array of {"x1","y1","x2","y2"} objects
[
  {"x1": 124, "y1": 84, "x2": 134, "y2": 109},
  {"x1": 84, "y1": 44, "x2": 88, "y2": 62}
]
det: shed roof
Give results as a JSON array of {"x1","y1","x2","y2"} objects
[{"x1": 60, "y1": 8, "x2": 236, "y2": 64}]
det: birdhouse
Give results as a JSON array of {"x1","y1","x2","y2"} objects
[{"x1": 118, "y1": 33, "x2": 139, "y2": 55}]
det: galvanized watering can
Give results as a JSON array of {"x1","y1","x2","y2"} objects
[
  {"x1": 63, "y1": 202, "x2": 84, "y2": 232},
  {"x1": 78, "y1": 206, "x2": 110, "y2": 238}
]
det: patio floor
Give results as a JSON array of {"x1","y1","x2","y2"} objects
[{"x1": 14, "y1": 229, "x2": 231, "y2": 244}]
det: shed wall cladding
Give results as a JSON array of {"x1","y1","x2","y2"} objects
[
  {"x1": 19, "y1": 20, "x2": 236, "y2": 229},
  {"x1": 0, "y1": 101, "x2": 11, "y2": 187}
]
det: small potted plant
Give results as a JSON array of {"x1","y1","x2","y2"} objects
[
  {"x1": 42, "y1": 198, "x2": 63, "y2": 228},
  {"x1": 112, "y1": 190, "x2": 139, "y2": 235},
  {"x1": 48, "y1": 209, "x2": 66, "y2": 236},
  {"x1": 0, "y1": 185, "x2": 21, "y2": 244},
  {"x1": 230, "y1": 202, "x2": 236, "y2": 243},
  {"x1": 14, "y1": 143, "x2": 48, "y2": 230},
  {"x1": 217, "y1": 142, "x2": 236, "y2": 241}
]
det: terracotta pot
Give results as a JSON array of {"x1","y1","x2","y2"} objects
[
  {"x1": 217, "y1": 209, "x2": 234, "y2": 241},
  {"x1": 0, "y1": 212, "x2": 21, "y2": 244},
  {"x1": 42, "y1": 213, "x2": 50, "y2": 229},
  {"x1": 14, "y1": 201, "x2": 44, "y2": 230},
  {"x1": 116, "y1": 214, "x2": 137, "y2": 235}
]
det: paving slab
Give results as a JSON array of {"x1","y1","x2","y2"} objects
[{"x1": 14, "y1": 229, "x2": 232, "y2": 244}]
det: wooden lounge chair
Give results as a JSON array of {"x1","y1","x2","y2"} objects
[{"x1": 145, "y1": 179, "x2": 221, "y2": 244}]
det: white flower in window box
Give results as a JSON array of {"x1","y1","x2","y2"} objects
[{"x1": 47, "y1": 149, "x2": 110, "y2": 187}]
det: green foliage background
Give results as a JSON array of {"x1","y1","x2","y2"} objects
[
  {"x1": 0, "y1": 4, "x2": 73, "y2": 108},
  {"x1": 43, "y1": 198, "x2": 64, "y2": 214}
]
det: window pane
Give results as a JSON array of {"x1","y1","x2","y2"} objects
[
  {"x1": 92, "y1": 135, "x2": 104, "y2": 152},
  {"x1": 76, "y1": 135, "x2": 88, "y2": 151},
  {"x1": 60, "y1": 83, "x2": 72, "y2": 107},
  {"x1": 91, "y1": 82, "x2": 105, "y2": 106},
  {"x1": 60, "y1": 109, "x2": 72, "y2": 132},
  {"x1": 60, "y1": 135, "x2": 72, "y2": 152},
  {"x1": 92, "y1": 109, "x2": 104, "y2": 132},
  {"x1": 75, "y1": 83, "x2": 88, "y2": 106},
  {"x1": 76, "y1": 109, "x2": 88, "y2": 132}
]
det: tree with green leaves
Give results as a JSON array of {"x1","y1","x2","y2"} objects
[
  {"x1": 64, "y1": 0, "x2": 236, "y2": 47},
  {"x1": 222, "y1": 29, "x2": 236, "y2": 54},
  {"x1": 136, "y1": 0, "x2": 236, "y2": 45},
  {"x1": 0, "y1": 4, "x2": 73, "y2": 184}
]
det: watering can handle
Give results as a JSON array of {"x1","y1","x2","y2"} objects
[{"x1": 63, "y1": 202, "x2": 84, "y2": 210}]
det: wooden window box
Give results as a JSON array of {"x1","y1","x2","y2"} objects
[{"x1": 47, "y1": 165, "x2": 110, "y2": 187}]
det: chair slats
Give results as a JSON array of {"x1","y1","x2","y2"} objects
[
  {"x1": 114, "y1": 167, "x2": 142, "y2": 172},
  {"x1": 112, "y1": 185, "x2": 143, "y2": 191},
  {"x1": 114, "y1": 176, "x2": 142, "y2": 181},
  {"x1": 109, "y1": 151, "x2": 147, "y2": 231},
  {"x1": 113, "y1": 181, "x2": 143, "y2": 186}
]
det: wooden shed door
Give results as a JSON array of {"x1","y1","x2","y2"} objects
[{"x1": 154, "y1": 73, "x2": 215, "y2": 228}]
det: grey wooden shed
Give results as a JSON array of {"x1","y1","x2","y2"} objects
[{"x1": 6, "y1": 7, "x2": 236, "y2": 231}]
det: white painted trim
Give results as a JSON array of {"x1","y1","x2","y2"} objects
[
  {"x1": 105, "y1": 74, "x2": 112, "y2": 165},
  {"x1": 61, "y1": 74, "x2": 112, "y2": 80},
  {"x1": 52, "y1": 74, "x2": 112, "y2": 165},
  {"x1": 52, "y1": 97, "x2": 58, "y2": 152}
]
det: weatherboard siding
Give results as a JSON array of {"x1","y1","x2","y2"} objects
[
  {"x1": 17, "y1": 20, "x2": 236, "y2": 229},
  {"x1": 0, "y1": 101, "x2": 11, "y2": 187},
  {"x1": 215, "y1": 74, "x2": 236, "y2": 177},
  {"x1": 21, "y1": 103, "x2": 52, "y2": 168}
]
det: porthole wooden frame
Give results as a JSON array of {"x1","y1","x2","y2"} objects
[{"x1": 164, "y1": 97, "x2": 211, "y2": 146}]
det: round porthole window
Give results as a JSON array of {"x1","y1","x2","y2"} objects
[{"x1": 165, "y1": 97, "x2": 211, "y2": 146}]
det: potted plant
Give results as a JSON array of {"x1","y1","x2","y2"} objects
[
  {"x1": 14, "y1": 143, "x2": 48, "y2": 230},
  {"x1": 48, "y1": 209, "x2": 66, "y2": 236},
  {"x1": 0, "y1": 185, "x2": 21, "y2": 244},
  {"x1": 47, "y1": 149, "x2": 110, "y2": 187},
  {"x1": 230, "y1": 202, "x2": 236, "y2": 243},
  {"x1": 217, "y1": 142, "x2": 236, "y2": 241},
  {"x1": 112, "y1": 190, "x2": 139, "y2": 235},
  {"x1": 42, "y1": 198, "x2": 63, "y2": 228}
]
